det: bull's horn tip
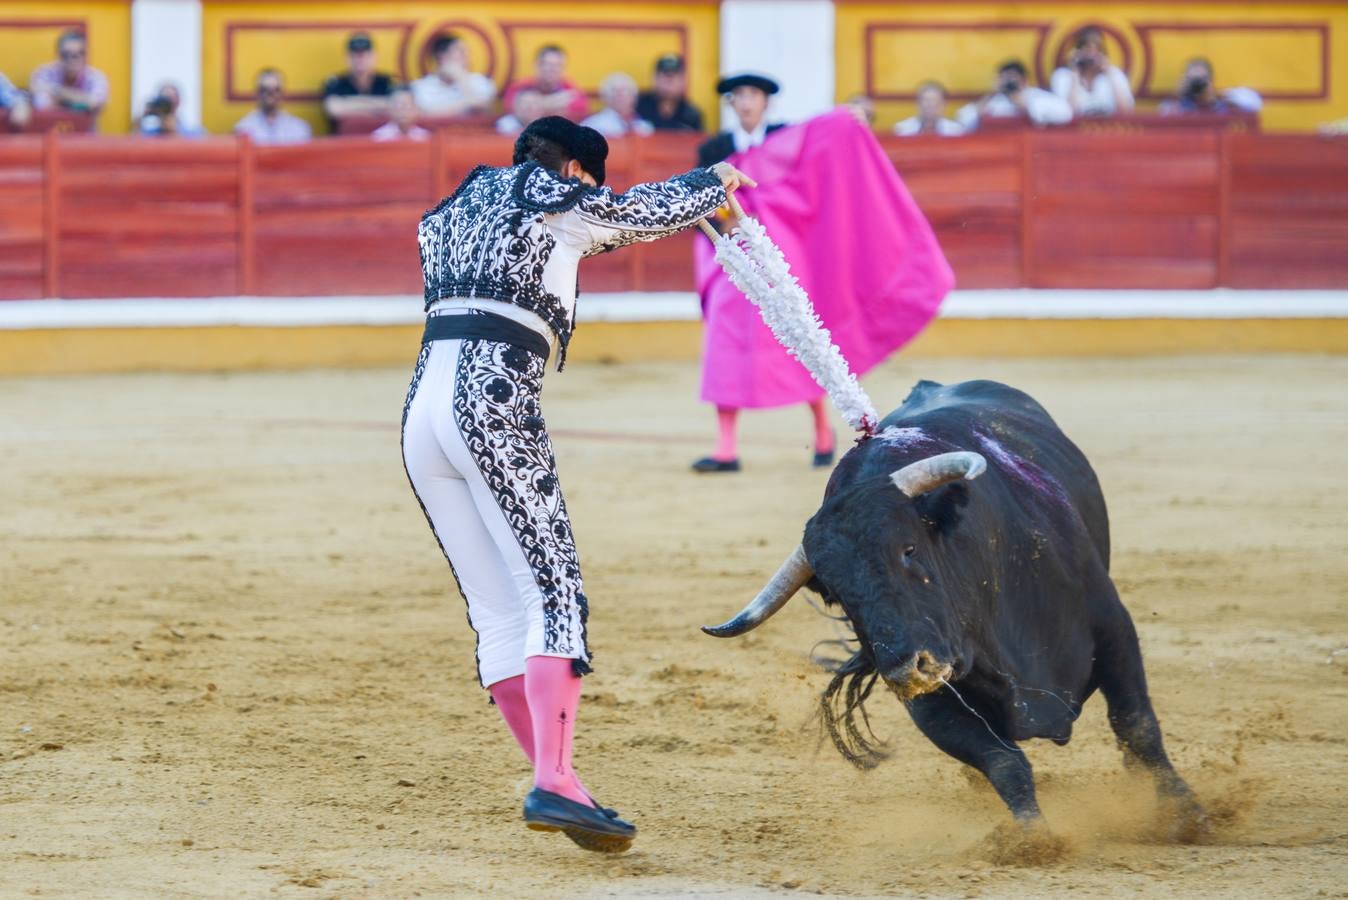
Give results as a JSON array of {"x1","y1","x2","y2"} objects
[
  {"x1": 966, "y1": 453, "x2": 988, "y2": 479},
  {"x1": 701, "y1": 624, "x2": 729, "y2": 637}
]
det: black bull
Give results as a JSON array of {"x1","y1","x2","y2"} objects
[{"x1": 704, "y1": 379, "x2": 1207, "y2": 836}]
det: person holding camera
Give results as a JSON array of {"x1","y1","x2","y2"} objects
[
  {"x1": 1050, "y1": 26, "x2": 1133, "y2": 117},
  {"x1": 1159, "y1": 58, "x2": 1262, "y2": 116},
  {"x1": 138, "y1": 82, "x2": 202, "y2": 137},
  {"x1": 956, "y1": 59, "x2": 1072, "y2": 131}
]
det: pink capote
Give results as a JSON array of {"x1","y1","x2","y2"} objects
[{"x1": 696, "y1": 109, "x2": 954, "y2": 410}]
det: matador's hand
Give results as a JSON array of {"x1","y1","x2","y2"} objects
[{"x1": 710, "y1": 162, "x2": 758, "y2": 194}]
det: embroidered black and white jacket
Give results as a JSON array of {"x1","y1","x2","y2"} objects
[{"x1": 418, "y1": 162, "x2": 726, "y2": 366}]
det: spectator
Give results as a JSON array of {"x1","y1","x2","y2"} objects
[
  {"x1": 0, "y1": 71, "x2": 32, "y2": 129},
  {"x1": 29, "y1": 30, "x2": 108, "y2": 121},
  {"x1": 322, "y1": 32, "x2": 397, "y2": 132},
  {"x1": 372, "y1": 88, "x2": 430, "y2": 142},
  {"x1": 1050, "y1": 26, "x2": 1133, "y2": 117},
  {"x1": 501, "y1": 45, "x2": 588, "y2": 122},
  {"x1": 635, "y1": 54, "x2": 703, "y2": 132},
  {"x1": 410, "y1": 32, "x2": 495, "y2": 117},
  {"x1": 137, "y1": 82, "x2": 203, "y2": 137},
  {"x1": 845, "y1": 93, "x2": 877, "y2": 127},
  {"x1": 495, "y1": 89, "x2": 546, "y2": 136},
  {"x1": 894, "y1": 81, "x2": 963, "y2": 136},
  {"x1": 234, "y1": 69, "x2": 311, "y2": 145},
  {"x1": 697, "y1": 73, "x2": 785, "y2": 167},
  {"x1": 956, "y1": 60, "x2": 1072, "y2": 131},
  {"x1": 581, "y1": 72, "x2": 653, "y2": 136},
  {"x1": 1159, "y1": 58, "x2": 1262, "y2": 116},
  {"x1": 1319, "y1": 116, "x2": 1348, "y2": 135}
]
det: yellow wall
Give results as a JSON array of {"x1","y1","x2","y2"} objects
[
  {"x1": 0, "y1": 0, "x2": 132, "y2": 133},
  {"x1": 836, "y1": 2, "x2": 1348, "y2": 132},
  {"x1": 201, "y1": 1, "x2": 721, "y2": 136}
]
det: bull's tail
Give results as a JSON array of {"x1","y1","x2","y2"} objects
[{"x1": 818, "y1": 650, "x2": 890, "y2": 770}]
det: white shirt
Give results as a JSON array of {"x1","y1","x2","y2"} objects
[
  {"x1": 1050, "y1": 66, "x2": 1133, "y2": 116},
  {"x1": 893, "y1": 116, "x2": 964, "y2": 137},
  {"x1": 410, "y1": 72, "x2": 495, "y2": 115},
  {"x1": 580, "y1": 107, "x2": 654, "y2": 137},
  {"x1": 956, "y1": 88, "x2": 1073, "y2": 131},
  {"x1": 371, "y1": 121, "x2": 430, "y2": 142},
  {"x1": 233, "y1": 109, "x2": 311, "y2": 145},
  {"x1": 731, "y1": 120, "x2": 768, "y2": 153}
]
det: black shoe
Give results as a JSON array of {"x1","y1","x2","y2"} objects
[
  {"x1": 523, "y1": 788, "x2": 635, "y2": 853},
  {"x1": 813, "y1": 429, "x2": 836, "y2": 468},
  {"x1": 692, "y1": 456, "x2": 741, "y2": 473}
]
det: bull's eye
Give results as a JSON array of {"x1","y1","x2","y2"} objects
[{"x1": 903, "y1": 544, "x2": 917, "y2": 558}]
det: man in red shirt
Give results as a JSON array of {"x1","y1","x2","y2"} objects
[{"x1": 502, "y1": 45, "x2": 589, "y2": 122}]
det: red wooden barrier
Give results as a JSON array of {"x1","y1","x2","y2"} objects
[
  {"x1": 1026, "y1": 132, "x2": 1222, "y2": 289},
  {"x1": 250, "y1": 137, "x2": 433, "y2": 295},
  {"x1": 0, "y1": 137, "x2": 45, "y2": 299},
  {"x1": 1226, "y1": 134, "x2": 1348, "y2": 289},
  {"x1": 880, "y1": 134, "x2": 1025, "y2": 288},
  {"x1": 55, "y1": 137, "x2": 241, "y2": 298},
  {"x1": 2, "y1": 130, "x2": 1347, "y2": 300}
]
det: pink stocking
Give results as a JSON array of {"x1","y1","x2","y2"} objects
[
  {"x1": 524, "y1": 655, "x2": 592, "y2": 807},
  {"x1": 488, "y1": 675, "x2": 535, "y2": 764},
  {"x1": 809, "y1": 399, "x2": 833, "y2": 453},
  {"x1": 715, "y1": 406, "x2": 739, "y2": 461}
]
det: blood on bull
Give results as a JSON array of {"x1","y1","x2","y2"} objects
[{"x1": 703, "y1": 378, "x2": 1209, "y2": 840}]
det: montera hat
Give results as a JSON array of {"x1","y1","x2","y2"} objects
[
  {"x1": 716, "y1": 72, "x2": 780, "y2": 95},
  {"x1": 513, "y1": 115, "x2": 609, "y2": 186}
]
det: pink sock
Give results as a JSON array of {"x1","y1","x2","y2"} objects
[
  {"x1": 524, "y1": 655, "x2": 592, "y2": 807},
  {"x1": 810, "y1": 399, "x2": 833, "y2": 452},
  {"x1": 714, "y1": 406, "x2": 739, "y2": 461},
  {"x1": 488, "y1": 675, "x2": 535, "y2": 764}
]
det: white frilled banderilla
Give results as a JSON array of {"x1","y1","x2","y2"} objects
[{"x1": 698, "y1": 198, "x2": 879, "y2": 437}]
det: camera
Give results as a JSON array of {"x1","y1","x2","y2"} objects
[
  {"x1": 1185, "y1": 77, "x2": 1210, "y2": 98},
  {"x1": 999, "y1": 79, "x2": 1020, "y2": 94},
  {"x1": 147, "y1": 94, "x2": 174, "y2": 116}
]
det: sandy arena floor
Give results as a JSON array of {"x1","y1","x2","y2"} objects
[{"x1": 1, "y1": 353, "x2": 1346, "y2": 899}]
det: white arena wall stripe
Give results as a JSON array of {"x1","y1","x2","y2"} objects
[{"x1": 1, "y1": 291, "x2": 1347, "y2": 331}]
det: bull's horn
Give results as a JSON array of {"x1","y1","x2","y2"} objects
[
  {"x1": 890, "y1": 451, "x2": 987, "y2": 498},
  {"x1": 702, "y1": 544, "x2": 812, "y2": 638}
]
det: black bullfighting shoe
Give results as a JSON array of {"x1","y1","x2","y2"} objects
[
  {"x1": 523, "y1": 788, "x2": 636, "y2": 853},
  {"x1": 691, "y1": 456, "x2": 741, "y2": 473}
]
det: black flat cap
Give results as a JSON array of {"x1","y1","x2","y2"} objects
[
  {"x1": 716, "y1": 72, "x2": 779, "y2": 95},
  {"x1": 655, "y1": 54, "x2": 685, "y2": 74},
  {"x1": 347, "y1": 33, "x2": 373, "y2": 52},
  {"x1": 514, "y1": 115, "x2": 609, "y2": 186}
]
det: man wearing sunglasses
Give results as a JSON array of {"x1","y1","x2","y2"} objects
[
  {"x1": 234, "y1": 69, "x2": 312, "y2": 145},
  {"x1": 30, "y1": 30, "x2": 108, "y2": 123}
]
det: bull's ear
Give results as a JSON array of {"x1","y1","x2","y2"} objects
[{"x1": 890, "y1": 451, "x2": 986, "y2": 498}]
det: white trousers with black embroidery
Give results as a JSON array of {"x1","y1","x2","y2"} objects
[{"x1": 401, "y1": 337, "x2": 591, "y2": 688}]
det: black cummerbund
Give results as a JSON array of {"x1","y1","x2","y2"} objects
[{"x1": 421, "y1": 312, "x2": 551, "y2": 363}]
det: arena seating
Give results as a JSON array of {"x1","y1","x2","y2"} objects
[{"x1": 1, "y1": 128, "x2": 1346, "y2": 300}]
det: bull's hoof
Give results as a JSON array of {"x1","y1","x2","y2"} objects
[
  {"x1": 1158, "y1": 793, "x2": 1213, "y2": 844},
  {"x1": 982, "y1": 819, "x2": 1073, "y2": 867}
]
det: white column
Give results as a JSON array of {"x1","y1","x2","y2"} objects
[
  {"x1": 130, "y1": 0, "x2": 202, "y2": 129},
  {"x1": 718, "y1": 0, "x2": 835, "y2": 129}
]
